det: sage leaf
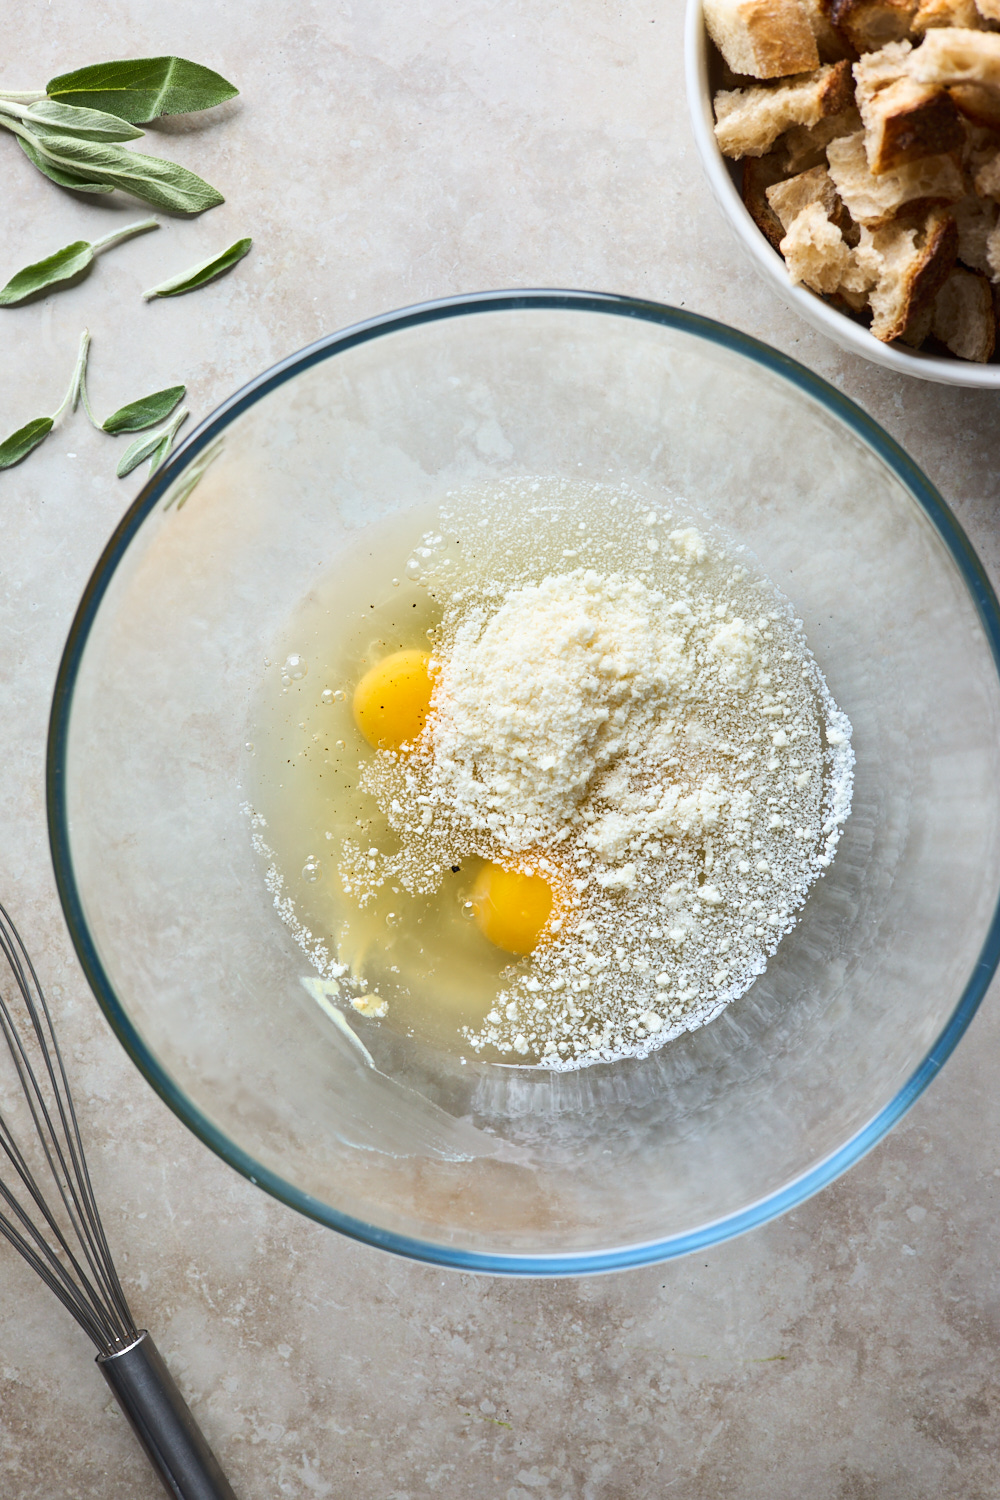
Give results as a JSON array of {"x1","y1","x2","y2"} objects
[
  {"x1": 116, "y1": 427, "x2": 168, "y2": 477},
  {"x1": 22, "y1": 98, "x2": 144, "y2": 141},
  {"x1": 102, "y1": 385, "x2": 185, "y2": 433},
  {"x1": 0, "y1": 219, "x2": 157, "y2": 307},
  {"x1": 0, "y1": 241, "x2": 92, "y2": 305},
  {"x1": 144, "y1": 237, "x2": 251, "y2": 299},
  {"x1": 27, "y1": 133, "x2": 224, "y2": 213},
  {"x1": 117, "y1": 406, "x2": 188, "y2": 478},
  {"x1": 147, "y1": 431, "x2": 174, "y2": 474},
  {"x1": 165, "y1": 437, "x2": 223, "y2": 511},
  {"x1": 46, "y1": 57, "x2": 238, "y2": 123},
  {"x1": 0, "y1": 417, "x2": 53, "y2": 469},
  {"x1": 16, "y1": 134, "x2": 114, "y2": 193}
]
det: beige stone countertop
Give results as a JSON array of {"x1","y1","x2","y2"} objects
[{"x1": 2, "y1": 3, "x2": 999, "y2": 1496}]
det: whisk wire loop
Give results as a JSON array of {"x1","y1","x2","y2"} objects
[{"x1": 0, "y1": 901, "x2": 136, "y2": 1352}]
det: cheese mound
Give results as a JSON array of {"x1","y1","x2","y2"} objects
[{"x1": 425, "y1": 569, "x2": 700, "y2": 851}]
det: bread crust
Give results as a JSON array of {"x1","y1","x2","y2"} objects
[
  {"x1": 742, "y1": 154, "x2": 789, "y2": 247},
  {"x1": 705, "y1": 0, "x2": 820, "y2": 79}
]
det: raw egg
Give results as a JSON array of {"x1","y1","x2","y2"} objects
[
  {"x1": 353, "y1": 650, "x2": 433, "y2": 751},
  {"x1": 471, "y1": 860, "x2": 556, "y2": 955}
]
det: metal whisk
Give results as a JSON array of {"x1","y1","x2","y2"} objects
[{"x1": 0, "y1": 901, "x2": 239, "y2": 1500}]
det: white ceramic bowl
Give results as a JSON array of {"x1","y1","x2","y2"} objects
[{"x1": 684, "y1": 0, "x2": 1000, "y2": 388}]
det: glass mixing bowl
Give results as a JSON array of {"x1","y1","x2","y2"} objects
[{"x1": 48, "y1": 291, "x2": 1000, "y2": 1273}]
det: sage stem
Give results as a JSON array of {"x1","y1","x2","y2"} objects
[
  {"x1": 91, "y1": 218, "x2": 159, "y2": 255},
  {"x1": 0, "y1": 116, "x2": 39, "y2": 146},
  {"x1": 78, "y1": 364, "x2": 99, "y2": 431},
  {"x1": 51, "y1": 331, "x2": 91, "y2": 423},
  {"x1": 0, "y1": 91, "x2": 45, "y2": 104}
]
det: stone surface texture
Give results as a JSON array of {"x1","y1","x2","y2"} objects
[{"x1": 1, "y1": 2, "x2": 999, "y2": 1497}]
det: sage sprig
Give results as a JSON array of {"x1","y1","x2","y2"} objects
[
  {"x1": 0, "y1": 217, "x2": 158, "y2": 306},
  {"x1": 0, "y1": 88, "x2": 225, "y2": 212},
  {"x1": 143, "y1": 237, "x2": 252, "y2": 299},
  {"x1": 116, "y1": 405, "x2": 189, "y2": 478},
  {"x1": 77, "y1": 352, "x2": 186, "y2": 452},
  {"x1": 102, "y1": 385, "x2": 186, "y2": 433},
  {"x1": 0, "y1": 329, "x2": 90, "y2": 469},
  {"x1": 1, "y1": 331, "x2": 190, "y2": 476}
]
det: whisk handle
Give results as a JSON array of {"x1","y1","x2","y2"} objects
[{"x1": 98, "y1": 1331, "x2": 239, "y2": 1500}]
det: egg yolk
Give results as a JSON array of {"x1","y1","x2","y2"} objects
[
  {"x1": 353, "y1": 650, "x2": 434, "y2": 751},
  {"x1": 471, "y1": 861, "x2": 555, "y2": 955}
]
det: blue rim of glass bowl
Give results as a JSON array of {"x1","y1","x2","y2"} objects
[{"x1": 47, "y1": 289, "x2": 1000, "y2": 1276}]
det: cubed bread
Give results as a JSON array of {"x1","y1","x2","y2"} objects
[
  {"x1": 827, "y1": 127, "x2": 964, "y2": 222},
  {"x1": 912, "y1": 0, "x2": 984, "y2": 31},
  {"x1": 703, "y1": 0, "x2": 1000, "y2": 361},
  {"x1": 800, "y1": 0, "x2": 859, "y2": 59},
  {"x1": 909, "y1": 32, "x2": 1000, "y2": 124},
  {"x1": 828, "y1": 0, "x2": 918, "y2": 52},
  {"x1": 987, "y1": 212, "x2": 1000, "y2": 271},
  {"x1": 952, "y1": 191, "x2": 1000, "y2": 267},
  {"x1": 910, "y1": 25, "x2": 1000, "y2": 84},
  {"x1": 767, "y1": 163, "x2": 853, "y2": 234},
  {"x1": 974, "y1": 147, "x2": 1000, "y2": 190},
  {"x1": 898, "y1": 300, "x2": 936, "y2": 341},
  {"x1": 962, "y1": 118, "x2": 1000, "y2": 164},
  {"x1": 705, "y1": 0, "x2": 820, "y2": 79},
  {"x1": 780, "y1": 105, "x2": 864, "y2": 169},
  {"x1": 778, "y1": 200, "x2": 875, "y2": 292},
  {"x1": 859, "y1": 206, "x2": 958, "y2": 337},
  {"x1": 949, "y1": 81, "x2": 1000, "y2": 121},
  {"x1": 854, "y1": 41, "x2": 964, "y2": 170},
  {"x1": 743, "y1": 154, "x2": 790, "y2": 247},
  {"x1": 854, "y1": 36, "x2": 919, "y2": 85},
  {"x1": 779, "y1": 201, "x2": 848, "y2": 292},
  {"x1": 714, "y1": 61, "x2": 853, "y2": 158},
  {"x1": 931, "y1": 265, "x2": 997, "y2": 352}
]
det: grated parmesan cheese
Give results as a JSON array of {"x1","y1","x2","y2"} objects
[{"x1": 340, "y1": 502, "x2": 854, "y2": 1069}]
